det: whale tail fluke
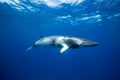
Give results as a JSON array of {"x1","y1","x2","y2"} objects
[{"x1": 26, "y1": 46, "x2": 33, "y2": 51}]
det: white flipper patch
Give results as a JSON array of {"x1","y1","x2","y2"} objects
[{"x1": 59, "y1": 43, "x2": 69, "y2": 54}]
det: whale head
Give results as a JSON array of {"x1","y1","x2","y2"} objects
[{"x1": 80, "y1": 40, "x2": 99, "y2": 47}]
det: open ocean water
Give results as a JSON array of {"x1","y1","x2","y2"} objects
[{"x1": 0, "y1": 0, "x2": 120, "y2": 80}]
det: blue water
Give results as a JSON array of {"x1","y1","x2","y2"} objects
[{"x1": 0, "y1": 0, "x2": 120, "y2": 80}]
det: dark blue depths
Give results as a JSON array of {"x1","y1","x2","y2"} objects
[{"x1": 0, "y1": 2, "x2": 120, "y2": 80}]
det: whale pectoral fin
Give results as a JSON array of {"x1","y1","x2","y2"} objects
[{"x1": 59, "y1": 43, "x2": 69, "y2": 54}]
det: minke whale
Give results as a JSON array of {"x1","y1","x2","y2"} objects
[{"x1": 26, "y1": 35, "x2": 99, "y2": 54}]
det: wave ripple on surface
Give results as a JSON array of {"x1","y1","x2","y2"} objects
[{"x1": 0, "y1": 0, "x2": 120, "y2": 25}]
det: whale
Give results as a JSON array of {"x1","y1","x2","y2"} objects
[{"x1": 26, "y1": 35, "x2": 99, "y2": 54}]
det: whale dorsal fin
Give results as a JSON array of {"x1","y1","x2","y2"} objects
[
  {"x1": 40, "y1": 35, "x2": 44, "y2": 38},
  {"x1": 59, "y1": 43, "x2": 69, "y2": 54}
]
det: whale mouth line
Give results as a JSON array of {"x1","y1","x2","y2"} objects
[{"x1": 81, "y1": 40, "x2": 99, "y2": 47}]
